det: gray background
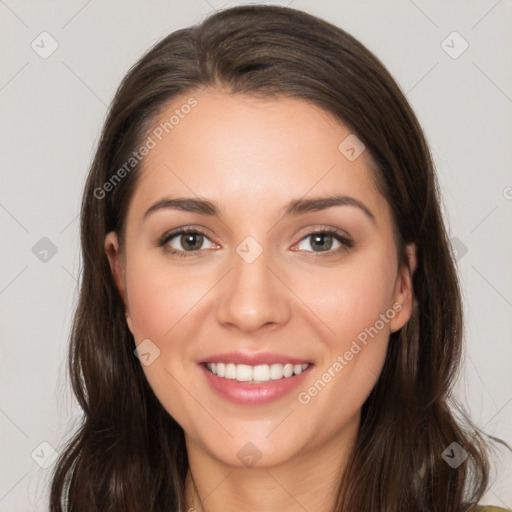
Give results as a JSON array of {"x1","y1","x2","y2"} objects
[{"x1": 1, "y1": 0, "x2": 511, "y2": 510}]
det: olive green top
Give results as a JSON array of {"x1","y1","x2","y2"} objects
[{"x1": 472, "y1": 507, "x2": 511, "y2": 511}]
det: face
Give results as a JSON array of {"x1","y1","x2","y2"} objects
[{"x1": 105, "y1": 88, "x2": 416, "y2": 469}]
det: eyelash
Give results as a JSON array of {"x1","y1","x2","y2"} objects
[{"x1": 157, "y1": 227, "x2": 354, "y2": 258}]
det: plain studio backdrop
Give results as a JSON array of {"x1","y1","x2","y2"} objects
[{"x1": 0, "y1": 1, "x2": 511, "y2": 510}]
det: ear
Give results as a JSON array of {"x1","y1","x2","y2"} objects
[
  {"x1": 389, "y1": 243, "x2": 417, "y2": 333},
  {"x1": 104, "y1": 231, "x2": 133, "y2": 334}
]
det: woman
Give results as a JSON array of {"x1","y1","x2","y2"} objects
[{"x1": 49, "y1": 5, "x2": 509, "y2": 511}]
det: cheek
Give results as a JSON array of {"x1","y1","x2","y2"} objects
[
  {"x1": 125, "y1": 253, "x2": 204, "y2": 340},
  {"x1": 124, "y1": 253, "x2": 216, "y2": 392},
  {"x1": 295, "y1": 251, "x2": 397, "y2": 347},
  {"x1": 291, "y1": 251, "x2": 396, "y2": 405},
  {"x1": 124, "y1": 256, "x2": 208, "y2": 426}
]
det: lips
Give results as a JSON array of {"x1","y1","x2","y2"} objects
[{"x1": 199, "y1": 362, "x2": 313, "y2": 405}]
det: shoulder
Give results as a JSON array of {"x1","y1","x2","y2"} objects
[{"x1": 470, "y1": 507, "x2": 512, "y2": 512}]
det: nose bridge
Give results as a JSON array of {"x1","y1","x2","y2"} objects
[{"x1": 215, "y1": 235, "x2": 290, "y2": 332}]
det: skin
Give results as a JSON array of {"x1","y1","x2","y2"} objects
[{"x1": 105, "y1": 88, "x2": 416, "y2": 512}]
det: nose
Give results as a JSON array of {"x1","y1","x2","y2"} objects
[{"x1": 215, "y1": 243, "x2": 291, "y2": 334}]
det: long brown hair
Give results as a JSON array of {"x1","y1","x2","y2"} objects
[{"x1": 50, "y1": 5, "x2": 497, "y2": 511}]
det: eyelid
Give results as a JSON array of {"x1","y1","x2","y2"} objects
[{"x1": 294, "y1": 224, "x2": 352, "y2": 242}]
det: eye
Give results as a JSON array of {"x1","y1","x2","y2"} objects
[
  {"x1": 294, "y1": 228, "x2": 353, "y2": 255},
  {"x1": 157, "y1": 227, "x2": 353, "y2": 258},
  {"x1": 158, "y1": 228, "x2": 216, "y2": 257}
]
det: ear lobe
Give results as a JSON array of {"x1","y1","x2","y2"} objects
[{"x1": 389, "y1": 243, "x2": 417, "y2": 333}]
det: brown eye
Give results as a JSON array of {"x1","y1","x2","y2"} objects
[
  {"x1": 295, "y1": 229, "x2": 353, "y2": 254},
  {"x1": 158, "y1": 229, "x2": 216, "y2": 256},
  {"x1": 176, "y1": 232, "x2": 205, "y2": 251}
]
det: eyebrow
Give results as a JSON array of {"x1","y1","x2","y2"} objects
[{"x1": 143, "y1": 194, "x2": 376, "y2": 224}]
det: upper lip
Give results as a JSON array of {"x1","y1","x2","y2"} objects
[{"x1": 199, "y1": 352, "x2": 313, "y2": 366}]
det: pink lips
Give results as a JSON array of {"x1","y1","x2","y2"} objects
[{"x1": 197, "y1": 352, "x2": 314, "y2": 405}]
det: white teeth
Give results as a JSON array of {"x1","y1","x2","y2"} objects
[
  {"x1": 205, "y1": 362, "x2": 310, "y2": 382},
  {"x1": 282, "y1": 363, "x2": 293, "y2": 378},
  {"x1": 225, "y1": 363, "x2": 236, "y2": 379},
  {"x1": 253, "y1": 364, "x2": 270, "y2": 381},
  {"x1": 269, "y1": 363, "x2": 283, "y2": 380},
  {"x1": 236, "y1": 364, "x2": 253, "y2": 382}
]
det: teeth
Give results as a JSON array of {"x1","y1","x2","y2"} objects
[
  {"x1": 205, "y1": 362, "x2": 310, "y2": 382},
  {"x1": 294, "y1": 364, "x2": 304, "y2": 375},
  {"x1": 225, "y1": 363, "x2": 236, "y2": 379},
  {"x1": 236, "y1": 364, "x2": 252, "y2": 382},
  {"x1": 253, "y1": 364, "x2": 270, "y2": 381}
]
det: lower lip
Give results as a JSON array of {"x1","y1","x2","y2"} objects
[{"x1": 199, "y1": 363, "x2": 313, "y2": 405}]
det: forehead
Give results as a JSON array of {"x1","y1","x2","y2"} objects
[{"x1": 127, "y1": 89, "x2": 389, "y2": 226}]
